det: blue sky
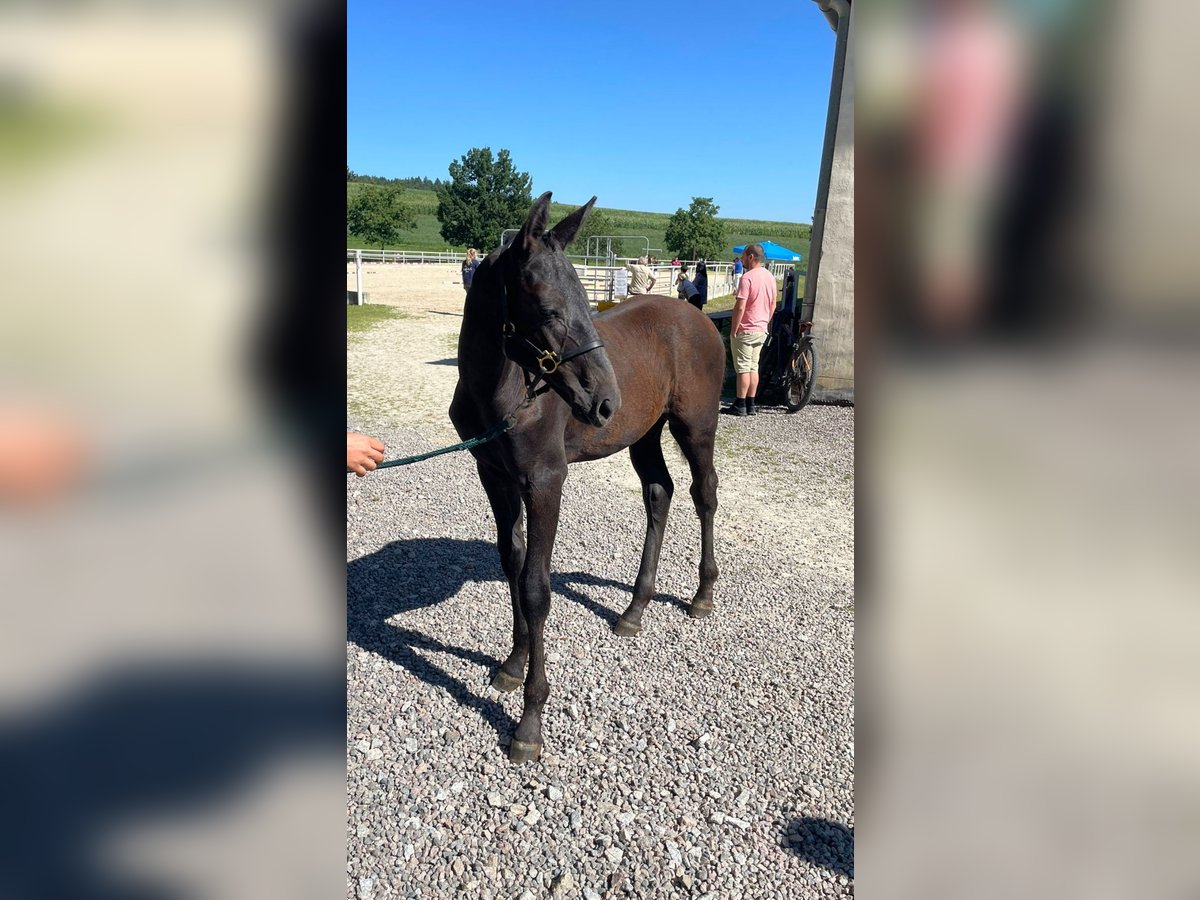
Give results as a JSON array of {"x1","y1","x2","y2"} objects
[{"x1": 347, "y1": 1, "x2": 836, "y2": 223}]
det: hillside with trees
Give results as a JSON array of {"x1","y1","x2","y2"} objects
[
  {"x1": 347, "y1": 168, "x2": 443, "y2": 191},
  {"x1": 347, "y1": 176, "x2": 811, "y2": 264}
]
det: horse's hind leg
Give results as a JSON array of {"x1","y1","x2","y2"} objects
[
  {"x1": 477, "y1": 464, "x2": 528, "y2": 692},
  {"x1": 616, "y1": 419, "x2": 673, "y2": 636},
  {"x1": 668, "y1": 414, "x2": 719, "y2": 617}
]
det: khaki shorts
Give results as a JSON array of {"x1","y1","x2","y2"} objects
[{"x1": 731, "y1": 331, "x2": 767, "y2": 374}]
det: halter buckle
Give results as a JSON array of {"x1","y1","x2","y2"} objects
[{"x1": 536, "y1": 350, "x2": 560, "y2": 374}]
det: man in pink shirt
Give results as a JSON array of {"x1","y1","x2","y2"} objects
[{"x1": 724, "y1": 244, "x2": 777, "y2": 416}]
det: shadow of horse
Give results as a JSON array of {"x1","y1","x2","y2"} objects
[
  {"x1": 783, "y1": 817, "x2": 854, "y2": 878},
  {"x1": 346, "y1": 538, "x2": 690, "y2": 743},
  {"x1": 0, "y1": 663, "x2": 341, "y2": 899}
]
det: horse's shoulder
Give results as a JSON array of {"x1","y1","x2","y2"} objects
[{"x1": 448, "y1": 378, "x2": 483, "y2": 434}]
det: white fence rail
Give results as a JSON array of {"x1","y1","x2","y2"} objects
[
  {"x1": 347, "y1": 250, "x2": 794, "y2": 306},
  {"x1": 348, "y1": 249, "x2": 466, "y2": 265}
]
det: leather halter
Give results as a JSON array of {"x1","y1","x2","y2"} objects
[{"x1": 497, "y1": 272, "x2": 605, "y2": 399}]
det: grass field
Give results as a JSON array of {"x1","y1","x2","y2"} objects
[
  {"x1": 347, "y1": 303, "x2": 405, "y2": 334},
  {"x1": 346, "y1": 182, "x2": 811, "y2": 262}
]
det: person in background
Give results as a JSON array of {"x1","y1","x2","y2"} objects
[
  {"x1": 732, "y1": 254, "x2": 744, "y2": 295},
  {"x1": 723, "y1": 244, "x2": 776, "y2": 417},
  {"x1": 676, "y1": 267, "x2": 703, "y2": 310},
  {"x1": 625, "y1": 255, "x2": 657, "y2": 295},
  {"x1": 671, "y1": 255, "x2": 681, "y2": 269},
  {"x1": 461, "y1": 248, "x2": 480, "y2": 294},
  {"x1": 347, "y1": 431, "x2": 385, "y2": 476},
  {"x1": 693, "y1": 259, "x2": 709, "y2": 308},
  {"x1": 912, "y1": 0, "x2": 1028, "y2": 336},
  {"x1": 674, "y1": 264, "x2": 689, "y2": 290}
]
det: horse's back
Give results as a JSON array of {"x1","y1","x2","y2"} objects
[
  {"x1": 566, "y1": 296, "x2": 723, "y2": 460},
  {"x1": 594, "y1": 295, "x2": 725, "y2": 387}
]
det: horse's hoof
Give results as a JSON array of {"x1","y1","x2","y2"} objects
[
  {"x1": 614, "y1": 616, "x2": 642, "y2": 637},
  {"x1": 688, "y1": 601, "x2": 714, "y2": 619},
  {"x1": 509, "y1": 739, "x2": 542, "y2": 763},
  {"x1": 491, "y1": 670, "x2": 523, "y2": 693}
]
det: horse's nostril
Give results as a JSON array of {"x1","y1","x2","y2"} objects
[{"x1": 598, "y1": 399, "x2": 614, "y2": 420}]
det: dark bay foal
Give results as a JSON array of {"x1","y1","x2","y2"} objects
[{"x1": 449, "y1": 192, "x2": 724, "y2": 762}]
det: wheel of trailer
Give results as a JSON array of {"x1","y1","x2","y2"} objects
[{"x1": 786, "y1": 341, "x2": 817, "y2": 412}]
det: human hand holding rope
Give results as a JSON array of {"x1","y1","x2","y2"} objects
[{"x1": 346, "y1": 432, "x2": 385, "y2": 476}]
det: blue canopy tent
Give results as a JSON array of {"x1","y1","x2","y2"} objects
[{"x1": 731, "y1": 240, "x2": 804, "y2": 262}]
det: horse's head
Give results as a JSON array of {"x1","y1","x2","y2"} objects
[{"x1": 500, "y1": 192, "x2": 622, "y2": 428}]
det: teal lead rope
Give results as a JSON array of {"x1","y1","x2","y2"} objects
[
  {"x1": 368, "y1": 272, "x2": 606, "y2": 471},
  {"x1": 369, "y1": 365, "x2": 545, "y2": 471},
  {"x1": 374, "y1": 416, "x2": 513, "y2": 469},
  {"x1": 370, "y1": 366, "x2": 548, "y2": 470}
]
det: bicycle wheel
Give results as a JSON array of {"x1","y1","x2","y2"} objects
[{"x1": 785, "y1": 341, "x2": 817, "y2": 412}]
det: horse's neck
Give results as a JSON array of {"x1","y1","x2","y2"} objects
[{"x1": 459, "y1": 280, "x2": 525, "y2": 410}]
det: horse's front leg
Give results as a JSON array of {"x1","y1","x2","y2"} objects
[
  {"x1": 477, "y1": 463, "x2": 527, "y2": 692},
  {"x1": 509, "y1": 466, "x2": 566, "y2": 763}
]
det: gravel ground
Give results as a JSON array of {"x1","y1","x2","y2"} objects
[{"x1": 347, "y1": 266, "x2": 854, "y2": 899}]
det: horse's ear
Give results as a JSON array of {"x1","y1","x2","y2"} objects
[
  {"x1": 516, "y1": 191, "x2": 553, "y2": 256},
  {"x1": 549, "y1": 196, "x2": 597, "y2": 249}
]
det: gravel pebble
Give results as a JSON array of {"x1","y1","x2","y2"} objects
[{"x1": 550, "y1": 871, "x2": 574, "y2": 897}]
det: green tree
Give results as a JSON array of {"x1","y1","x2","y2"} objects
[
  {"x1": 664, "y1": 197, "x2": 725, "y2": 260},
  {"x1": 346, "y1": 185, "x2": 417, "y2": 251},
  {"x1": 435, "y1": 148, "x2": 533, "y2": 251}
]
